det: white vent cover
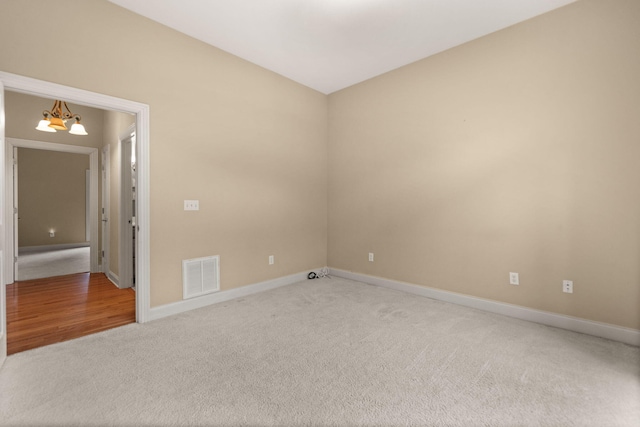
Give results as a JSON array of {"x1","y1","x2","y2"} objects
[{"x1": 183, "y1": 255, "x2": 220, "y2": 299}]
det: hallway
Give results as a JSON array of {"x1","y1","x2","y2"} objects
[
  {"x1": 17, "y1": 246, "x2": 90, "y2": 281},
  {"x1": 6, "y1": 273, "x2": 135, "y2": 355}
]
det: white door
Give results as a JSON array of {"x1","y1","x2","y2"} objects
[
  {"x1": 12, "y1": 147, "x2": 18, "y2": 281},
  {"x1": 1, "y1": 80, "x2": 7, "y2": 364},
  {"x1": 101, "y1": 146, "x2": 109, "y2": 275},
  {"x1": 119, "y1": 133, "x2": 135, "y2": 288}
]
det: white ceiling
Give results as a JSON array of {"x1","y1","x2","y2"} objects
[{"x1": 108, "y1": 0, "x2": 577, "y2": 94}]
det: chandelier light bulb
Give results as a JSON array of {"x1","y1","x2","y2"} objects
[{"x1": 36, "y1": 118, "x2": 56, "y2": 132}]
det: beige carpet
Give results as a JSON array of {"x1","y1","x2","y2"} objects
[
  {"x1": 0, "y1": 277, "x2": 638, "y2": 426},
  {"x1": 16, "y1": 246, "x2": 90, "y2": 281}
]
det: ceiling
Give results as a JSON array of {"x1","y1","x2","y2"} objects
[{"x1": 108, "y1": 0, "x2": 577, "y2": 94}]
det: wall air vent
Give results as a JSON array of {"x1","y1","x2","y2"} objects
[{"x1": 182, "y1": 256, "x2": 220, "y2": 299}]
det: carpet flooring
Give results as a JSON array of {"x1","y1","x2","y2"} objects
[
  {"x1": 0, "y1": 277, "x2": 638, "y2": 426},
  {"x1": 16, "y1": 246, "x2": 90, "y2": 281}
]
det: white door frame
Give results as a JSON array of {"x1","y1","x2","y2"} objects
[
  {"x1": 85, "y1": 169, "x2": 90, "y2": 242},
  {"x1": 0, "y1": 71, "x2": 151, "y2": 330},
  {"x1": 1, "y1": 79, "x2": 6, "y2": 364},
  {"x1": 5, "y1": 138, "x2": 99, "y2": 279}
]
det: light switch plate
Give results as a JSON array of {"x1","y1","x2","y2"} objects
[{"x1": 184, "y1": 200, "x2": 199, "y2": 211}]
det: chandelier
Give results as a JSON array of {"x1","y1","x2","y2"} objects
[{"x1": 36, "y1": 100, "x2": 88, "y2": 135}]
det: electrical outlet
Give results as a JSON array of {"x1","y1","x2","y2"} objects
[
  {"x1": 368, "y1": 253, "x2": 374, "y2": 262},
  {"x1": 563, "y1": 280, "x2": 573, "y2": 294},
  {"x1": 509, "y1": 272, "x2": 519, "y2": 285},
  {"x1": 269, "y1": 255, "x2": 274, "y2": 265}
]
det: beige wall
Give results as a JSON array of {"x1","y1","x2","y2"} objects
[
  {"x1": 0, "y1": 0, "x2": 328, "y2": 307},
  {"x1": 328, "y1": 0, "x2": 640, "y2": 329},
  {"x1": 17, "y1": 148, "x2": 90, "y2": 247},
  {"x1": 2, "y1": 0, "x2": 637, "y2": 330}
]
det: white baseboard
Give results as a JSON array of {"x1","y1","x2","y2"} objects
[
  {"x1": 106, "y1": 270, "x2": 120, "y2": 288},
  {"x1": 148, "y1": 269, "x2": 321, "y2": 322},
  {"x1": 329, "y1": 268, "x2": 640, "y2": 347},
  {"x1": 19, "y1": 243, "x2": 90, "y2": 253}
]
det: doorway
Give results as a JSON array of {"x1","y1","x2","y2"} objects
[
  {"x1": 0, "y1": 71, "x2": 151, "y2": 365},
  {"x1": 4, "y1": 137, "x2": 132, "y2": 354},
  {"x1": 6, "y1": 139, "x2": 99, "y2": 282}
]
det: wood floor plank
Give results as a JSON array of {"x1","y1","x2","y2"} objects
[{"x1": 6, "y1": 272, "x2": 135, "y2": 355}]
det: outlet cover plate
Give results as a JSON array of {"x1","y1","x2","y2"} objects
[
  {"x1": 509, "y1": 272, "x2": 519, "y2": 285},
  {"x1": 563, "y1": 280, "x2": 573, "y2": 293}
]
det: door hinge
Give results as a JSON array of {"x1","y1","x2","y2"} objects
[
  {"x1": 14, "y1": 256, "x2": 18, "y2": 263},
  {"x1": 102, "y1": 250, "x2": 105, "y2": 257}
]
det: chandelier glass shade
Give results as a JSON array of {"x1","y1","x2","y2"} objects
[{"x1": 36, "y1": 100, "x2": 88, "y2": 135}]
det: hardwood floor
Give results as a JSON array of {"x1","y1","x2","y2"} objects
[{"x1": 6, "y1": 273, "x2": 136, "y2": 355}]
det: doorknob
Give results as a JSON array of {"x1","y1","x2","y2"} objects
[{"x1": 102, "y1": 219, "x2": 108, "y2": 222}]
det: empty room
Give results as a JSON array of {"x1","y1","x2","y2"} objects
[{"x1": 0, "y1": 0, "x2": 638, "y2": 426}]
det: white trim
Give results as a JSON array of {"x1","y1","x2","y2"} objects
[
  {"x1": 0, "y1": 71, "x2": 151, "y2": 324},
  {"x1": 329, "y1": 268, "x2": 640, "y2": 346},
  {"x1": 0, "y1": 79, "x2": 6, "y2": 364},
  {"x1": 106, "y1": 270, "x2": 120, "y2": 288},
  {"x1": 6, "y1": 138, "x2": 98, "y2": 154},
  {"x1": 119, "y1": 124, "x2": 136, "y2": 145},
  {"x1": 148, "y1": 270, "x2": 317, "y2": 322},
  {"x1": 19, "y1": 243, "x2": 90, "y2": 253},
  {"x1": 5, "y1": 138, "x2": 99, "y2": 278}
]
